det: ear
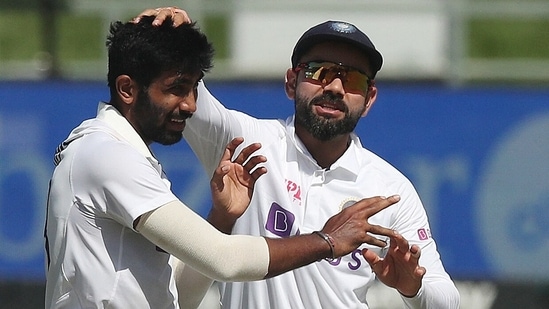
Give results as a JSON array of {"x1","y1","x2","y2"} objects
[
  {"x1": 361, "y1": 83, "x2": 378, "y2": 117},
  {"x1": 284, "y1": 68, "x2": 298, "y2": 100},
  {"x1": 115, "y1": 75, "x2": 138, "y2": 106}
]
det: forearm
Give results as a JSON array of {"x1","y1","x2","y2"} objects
[
  {"x1": 265, "y1": 232, "x2": 335, "y2": 278},
  {"x1": 136, "y1": 200, "x2": 269, "y2": 281},
  {"x1": 184, "y1": 81, "x2": 236, "y2": 176},
  {"x1": 137, "y1": 201, "x2": 334, "y2": 281}
]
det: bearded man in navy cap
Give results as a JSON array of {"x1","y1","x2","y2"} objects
[{"x1": 136, "y1": 9, "x2": 461, "y2": 309}]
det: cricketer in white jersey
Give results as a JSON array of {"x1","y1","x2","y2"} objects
[
  {"x1": 45, "y1": 17, "x2": 413, "y2": 309},
  {"x1": 183, "y1": 81, "x2": 460, "y2": 309},
  {"x1": 44, "y1": 102, "x2": 271, "y2": 309},
  {"x1": 45, "y1": 102, "x2": 181, "y2": 308}
]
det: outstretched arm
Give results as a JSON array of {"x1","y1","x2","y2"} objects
[{"x1": 136, "y1": 142, "x2": 401, "y2": 278}]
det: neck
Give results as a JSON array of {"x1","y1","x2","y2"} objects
[{"x1": 295, "y1": 125, "x2": 350, "y2": 169}]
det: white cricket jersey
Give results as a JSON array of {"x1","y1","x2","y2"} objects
[
  {"x1": 183, "y1": 82, "x2": 459, "y2": 309},
  {"x1": 45, "y1": 102, "x2": 180, "y2": 309}
]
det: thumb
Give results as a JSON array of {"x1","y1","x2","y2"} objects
[
  {"x1": 362, "y1": 248, "x2": 382, "y2": 272},
  {"x1": 211, "y1": 164, "x2": 230, "y2": 190}
]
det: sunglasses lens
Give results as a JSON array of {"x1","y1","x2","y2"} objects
[
  {"x1": 344, "y1": 71, "x2": 369, "y2": 94},
  {"x1": 301, "y1": 62, "x2": 369, "y2": 95}
]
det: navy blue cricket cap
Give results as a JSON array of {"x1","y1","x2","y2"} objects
[{"x1": 291, "y1": 20, "x2": 383, "y2": 75}]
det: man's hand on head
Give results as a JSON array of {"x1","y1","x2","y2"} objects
[{"x1": 132, "y1": 7, "x2": 191, "y2": 27}]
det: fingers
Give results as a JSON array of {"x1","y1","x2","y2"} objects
[
  {"x1": 319, "y1": 194, "x2": 401, "y2": 257},
  {"x1": 347, "y1": 195, "x2": 400, "y2": 217},
  {"x1": 415, "y1": 265, "x2": 427, "y2": 277},
  {"x1": 387, "y1": 234, "x2": 424, "y2": 277},
  {"x1": 390, "y1": 232, "x2": 418, "y2": 257},
  {"x1": 170, "y1": 8, "x2": 191, "y2": 26},
  {"x1": 363, "y1": 235, "x2": 388, "y2": 248},
  {"x1": 216, "y1": 138, "x2": 267, "y2": 179},
  {"x1": 245, "y1": 156, "x2": 268, "y2": 179},
  {"x1": 132, "y1": 9, "x2": 158, "y2": 23},
  {"x1": 233, "y1": 142, "x2": 262, "y2": 165},
  {"x1": 409, "y1": 246, "x2": 423, "y2": 274},
  {"x1": 406, "y1": 244, "x2": 426, "y2": 279},
  {"x1": 388, "y1": 233, "x2": 417, "y2": 261},
  {"x1": 362, "y1": 226, "x2": 393, "y2": 248},
  {"x1": 236, "y1": 142, "x2": 267, "y2": 180},
  {"x1": 218, "y1": 156, "x2": 268, "y2": 180},
  {"x1": 340, "y1": 195, "x2": 400, "y2": 244},
  {"x1": 132, "y1": 7, "x2": 192, "y2": 26},
  {"x1": 409, "y1": 244, "x2": 421, "y2": 259},
  {"x1": 219, "y1": 137, "x2": 245, "y2": 164}
]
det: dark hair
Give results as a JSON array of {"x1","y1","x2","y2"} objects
[{"x1": 106, "y1": 16, "x2": 214, "y2": 96}]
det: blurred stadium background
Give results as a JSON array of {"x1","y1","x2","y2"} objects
[{"x1": 1, "y1": 0, "x2": 549, "y2": 308}]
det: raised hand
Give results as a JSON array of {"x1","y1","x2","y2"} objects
[
  {"x1": 132, "y1": 6, "x2": 191, "y2": 26},
  {"x1": 208, "y1": 137, "x2": 267, "y2": 233},
  {"x1": 362, "y1": 232, "x2": 426, "y2": 297}
]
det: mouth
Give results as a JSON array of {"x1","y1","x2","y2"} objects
[
  {"x1": 167, "y1": 118, "x2": 187, "y2": 131},
  {"x1": 317, "y1": 101, "x2": 344, "y2": 111},
  {"x1": 171, "y1": 118, "x2": 186, "y2": 123},
  {"x1": 167, "y1": 112, "x2": 192, "y2": 129},
  {"x1": 313, "y1": 100, "x2": 346, "y2": 118}
]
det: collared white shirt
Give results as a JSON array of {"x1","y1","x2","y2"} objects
[
  {"x1": 183, "y1": 82, "x2": 459, "y2": 309},
  {"x1": 45, "y1": 102, "x2": 179, "y2": 309}
]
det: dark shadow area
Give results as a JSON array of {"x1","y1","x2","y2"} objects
[{"x1": 0, "y1": 281, "x2": 44, "y2": 309}]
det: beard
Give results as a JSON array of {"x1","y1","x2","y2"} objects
[
  {"x1": 133, "y1": 89, "x2": 188, "y2": 145},
  {"x1": 294, "y1": 93, "x2": 364, "y2": 141}
]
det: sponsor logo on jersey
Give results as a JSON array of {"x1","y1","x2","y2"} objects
[
  {"x1": 417, "y1": 228, "x2": 431, "y2": 240},
  {"x1": 285, "y1": 179, "x2": 302, "y2": 206},
  {"x1": 265, "y1": 202, "x2": 296, "y2": 238}
]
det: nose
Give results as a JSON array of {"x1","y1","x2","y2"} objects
[
  {"x1": 322, "y1": 76, "x2": 345, "y2": 96},
  {"x1": 179, "y1": 93, "x2": 197, "y2": 113}
]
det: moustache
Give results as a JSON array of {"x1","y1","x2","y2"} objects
[{"x1": 170, "y1": 112, "x2": 193, "y2": 121}]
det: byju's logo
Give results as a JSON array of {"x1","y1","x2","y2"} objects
[
  {"x1": 417, "y1": 228, "x2": 431, "y2": 240},
  {"x1": 265, "y1": 202, "x2": 295, "y2": 238}
]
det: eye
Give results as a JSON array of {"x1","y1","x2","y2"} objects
[{"x1": 168, "y1": 84, "x2": 192, "y2": 97}]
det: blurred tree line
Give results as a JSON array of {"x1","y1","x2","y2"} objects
[
  {"x1": 0, "y1": 0, "x2": 67, "y2": 9},
  {"x1": 0, "y1": 0, "x2": 67, "y2": 78}
]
